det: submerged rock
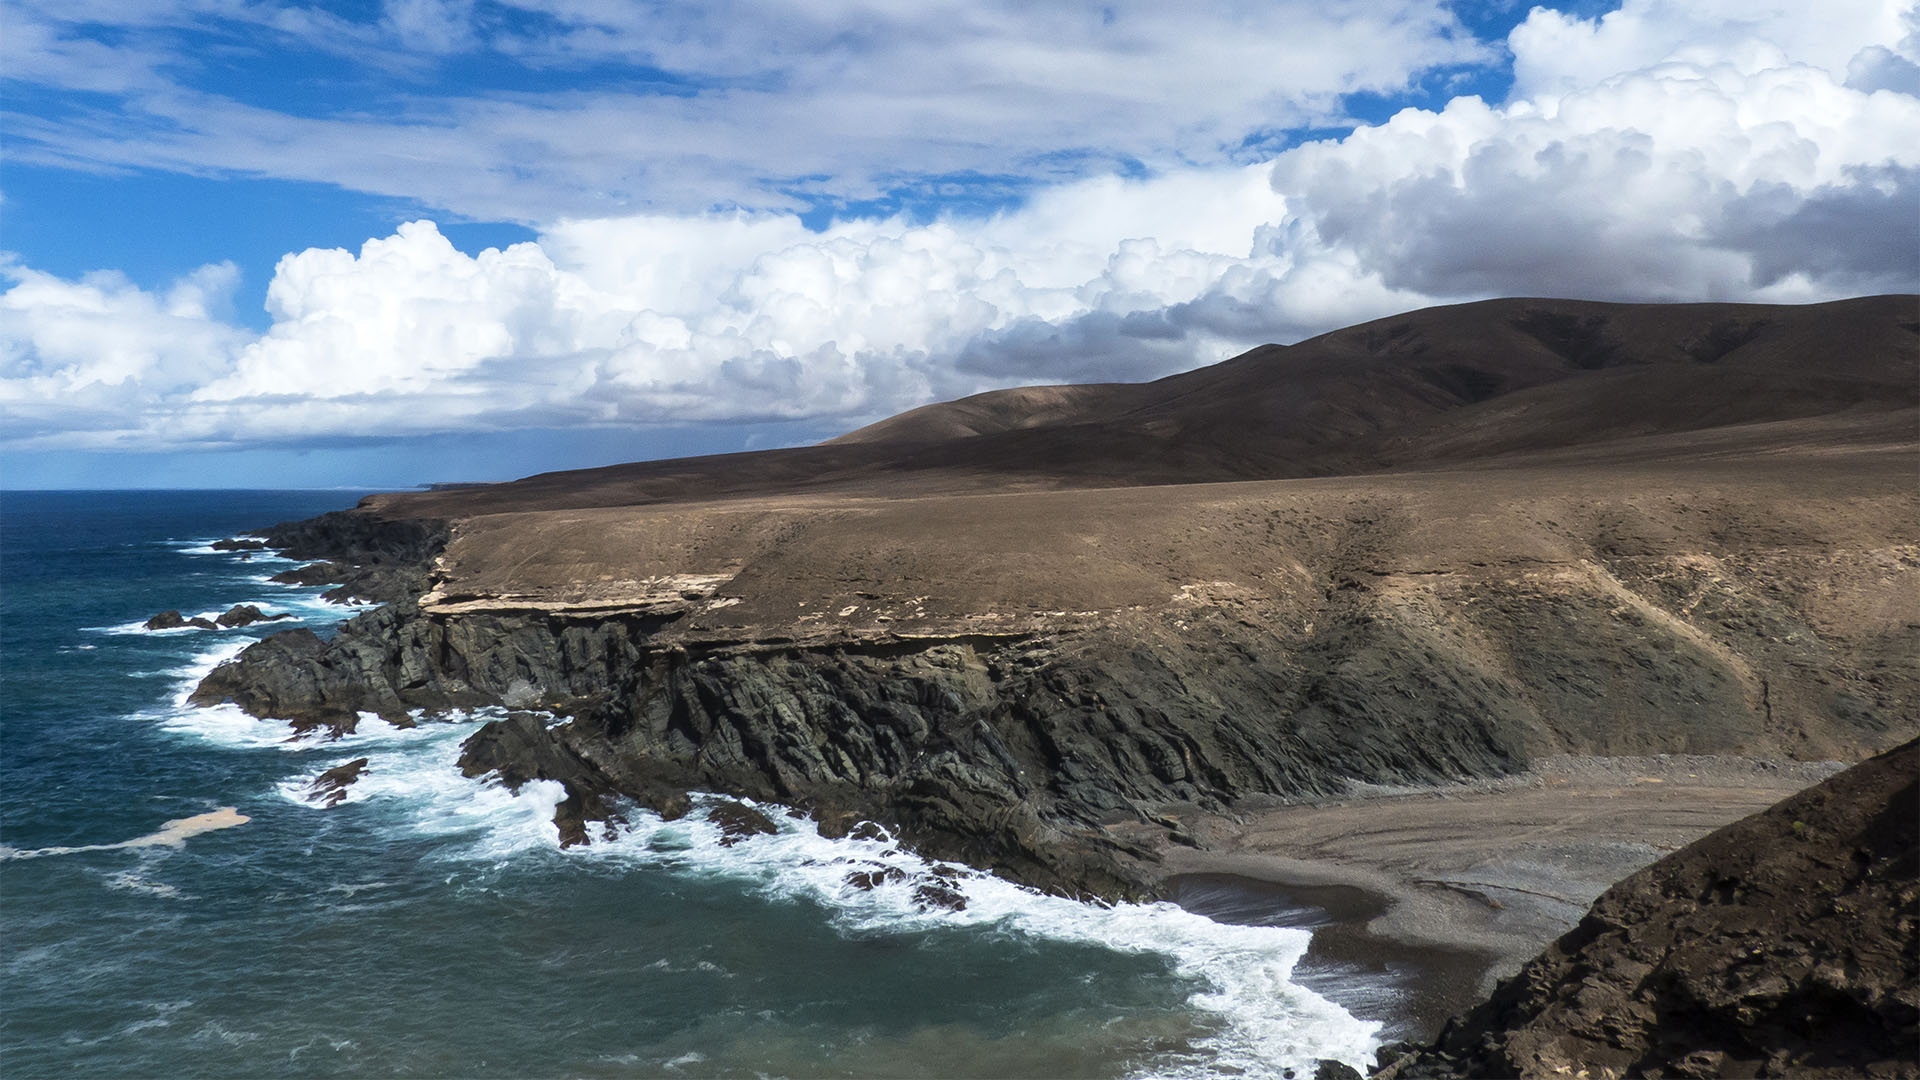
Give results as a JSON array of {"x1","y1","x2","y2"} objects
[
  {"x1": 308, "y1": 758, "x2": 370, "y2": 807},
  {"x1": 912, "y1": 881, "x2": 968, "y2": 912},
  {"x1": 844, "y1": 865, "x2": 908, "y2": 890},
  {"x1": 706, "y1": 800, "x2": 777, "y2": 846}
]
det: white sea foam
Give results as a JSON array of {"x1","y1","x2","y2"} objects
[
  {"x1": 264, "y1": 718, "x2": 1380, "y2": 1076},
  {"x1": 91, "y1": 618, "x2": 181, "y2": 636}
]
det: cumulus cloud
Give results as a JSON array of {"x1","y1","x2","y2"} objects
[
  {"x1": 1269, "y1": 53, "x2": 1920, "y2": 301},
  {"x1": 1, "y1": 0, "x2": 1914, "y2": 454},
  {"x1": 0, "y1": 259, "x2": 248, "y2": 444},
  {"x1": 1506, "y1": 0, "x2": 1909, "y2": 98}
]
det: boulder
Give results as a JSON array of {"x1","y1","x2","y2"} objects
[
  {"x1": 215, "y1": 604, "x2": 294, "y2": 628},
  {"x1": 845, "y1": 865, "x2": 908, "y2": 890}
]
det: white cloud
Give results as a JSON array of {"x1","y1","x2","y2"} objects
[
  {"x1": 1269, "y1": 54, "x2": 1920, "y2": 302},
  {"x1": 0, "y1": 259, "x2": 248, "y2": 444},
  {"x1": 5, "y1": 0, "x2": 1487, "y2": 220},
  {"x1": 1507, "y1": 0, "x2": 1911, "y2": 99},
  {"x1": 1, "y1": 1, "x2": 1914, "y2": 454}
]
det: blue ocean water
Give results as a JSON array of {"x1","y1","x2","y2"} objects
[{"x1": 0, "y1": 490, "x2": 1377, "y2": 1078}]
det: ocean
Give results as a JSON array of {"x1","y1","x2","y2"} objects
[{"x1": 0, "y1": 490, "x2": 1379, "y2": 1078}]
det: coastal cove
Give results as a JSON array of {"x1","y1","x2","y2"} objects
[
  {"x1": 1, "y1": 490, "x2": 1387, "y2": 1079},
  {"x1": 8, "y1": 297, "x2": 1916, "y2": 1078}
]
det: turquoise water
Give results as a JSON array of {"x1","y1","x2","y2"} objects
[{"x1": 0, "y1": 491, "x2": 1377, "y2": 1078}]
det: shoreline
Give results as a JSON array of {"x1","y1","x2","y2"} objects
[
  {"x1": 1166, "y1": 870, "x2": 1494, "y2": 1043},
  {"x1": 1148, "y1": 754, "x2": 1848, "y2": 1042}
]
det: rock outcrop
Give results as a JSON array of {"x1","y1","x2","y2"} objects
[
  {"x1": 1381, "y1": 736, "x2": 1919, "y2": 1079},
  {"x1": 215, "y1": 604, "x2": 293, "y2": 628},
  {"x1": 146, "y1": 610, "x2": 216, "y2": 631},
  {"x1": 145, "y1": 605, "x2": 295, "y2": 631},
  {"x1": 256, "y1": 512, "x2": 449, "y2": 604},
  {"x1": 307, "y1": 758, "x2": 370, "y2": 808},
  {"x1": 186, "y1": 501, "x2": 1915, "y2": 900}
]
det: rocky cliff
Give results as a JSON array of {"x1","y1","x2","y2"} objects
[{"x1": 194, "y1": 472, "x2": 1916, "y2": 899}]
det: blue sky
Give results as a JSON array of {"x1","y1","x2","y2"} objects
[{"x1": 3, "y1": 0, "x2": 1915, "y2": 488}]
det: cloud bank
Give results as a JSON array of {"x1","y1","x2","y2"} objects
[{"x1": 3, "y1": 0, "x2": 1915, "y2": 453}]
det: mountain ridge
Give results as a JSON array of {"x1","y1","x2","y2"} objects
[{"x1": 367, "y1": 294, "x2": 1916, "y2": 521}]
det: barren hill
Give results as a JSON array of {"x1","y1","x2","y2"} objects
[{"x1": 370, "y1": 295, "x2": 1918, "y2": 518}]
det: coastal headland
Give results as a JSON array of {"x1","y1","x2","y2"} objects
[{"x1": 184, "y1": 296, "x2": 1918, "y2": 1064}]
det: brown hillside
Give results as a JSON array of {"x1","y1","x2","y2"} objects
[{"x1": 370, "y1": 295, "x2": 1918, "y2": 520}]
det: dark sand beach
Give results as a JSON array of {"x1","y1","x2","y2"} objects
[{"x1": 1156, "y1": 754, "x2": 1848, "y2": 1040}]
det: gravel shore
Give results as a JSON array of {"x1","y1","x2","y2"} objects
[{"x1": 1149, "y1": 755, "x2": 1846, "y2": 1039}]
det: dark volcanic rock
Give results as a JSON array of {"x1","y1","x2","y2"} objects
[
  {"x1": 912, "y1": 880, "x2": 968, "y2": 911},
  {"x1": 148, "y1": 606, "x2": 293, "y2": 630},
  {"x1": 706, "y1": 800, "x2": 777, "y2": 846},
  {"x1": 189, "y1": 628, "x2": 361, "y2": 735},
  {"x1": 308, "y1": 758, "x2": 369, "y2": 807},
  {"x1": 145, "y1": 610, "x2": 190, "y2": 630},
  {"x1": 187, "y1": 571, "x2": 1910, "y2": 900},
  {"x1": 845, "y1": 865, "x2": 908, "y2": 890},
  {"x1": 145, "y1": 610, "x2": 217, "y2": 631},
  {"x1": 257, "y1": 511, "x2": 449, "y2": 604},
  {"x1": 211, "y1": 537, "x2": 269, "y2": 551},
  {"x1": 215, "y1": 604, "x2": 293, "y2": 628},
  {"x1": 458, "y1": 712, "x2": 635, "y2": 847},
  {"x1": 193, "y1": 602, "x2": 1557, "y2": 897},
  {"x1": 270, "y1": 562, "x2": 347, "y2": 587},
  {"x1": 1382, "y1": 737, "x2": 1920, "y2": 1079}
]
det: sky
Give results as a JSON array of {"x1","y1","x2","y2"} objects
[{"x1": 2, "y1": 0, "x2": 1916, "y2": 489}]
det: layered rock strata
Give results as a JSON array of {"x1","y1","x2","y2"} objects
[{"x1": 188, "y1": 466, "x2": 1917, "y2": 900}]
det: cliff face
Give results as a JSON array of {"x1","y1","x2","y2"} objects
[
  {"x1": 186, "y1": 297, "x2": 1919, "y2": 900},
  {"x1": 1381, "y1": 736, "x2": 1919, "y2": 1079},
  {"x1": 192, "y1": 599, "x2": 1552, "y2": 897},
  {"x1": 191, "y1": 462, "x2": 1916, "y2": 899}
]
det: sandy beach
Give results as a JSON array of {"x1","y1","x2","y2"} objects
[{"x1": 1149, "y1": 755, "x2": 1847, "y2": 1039}]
